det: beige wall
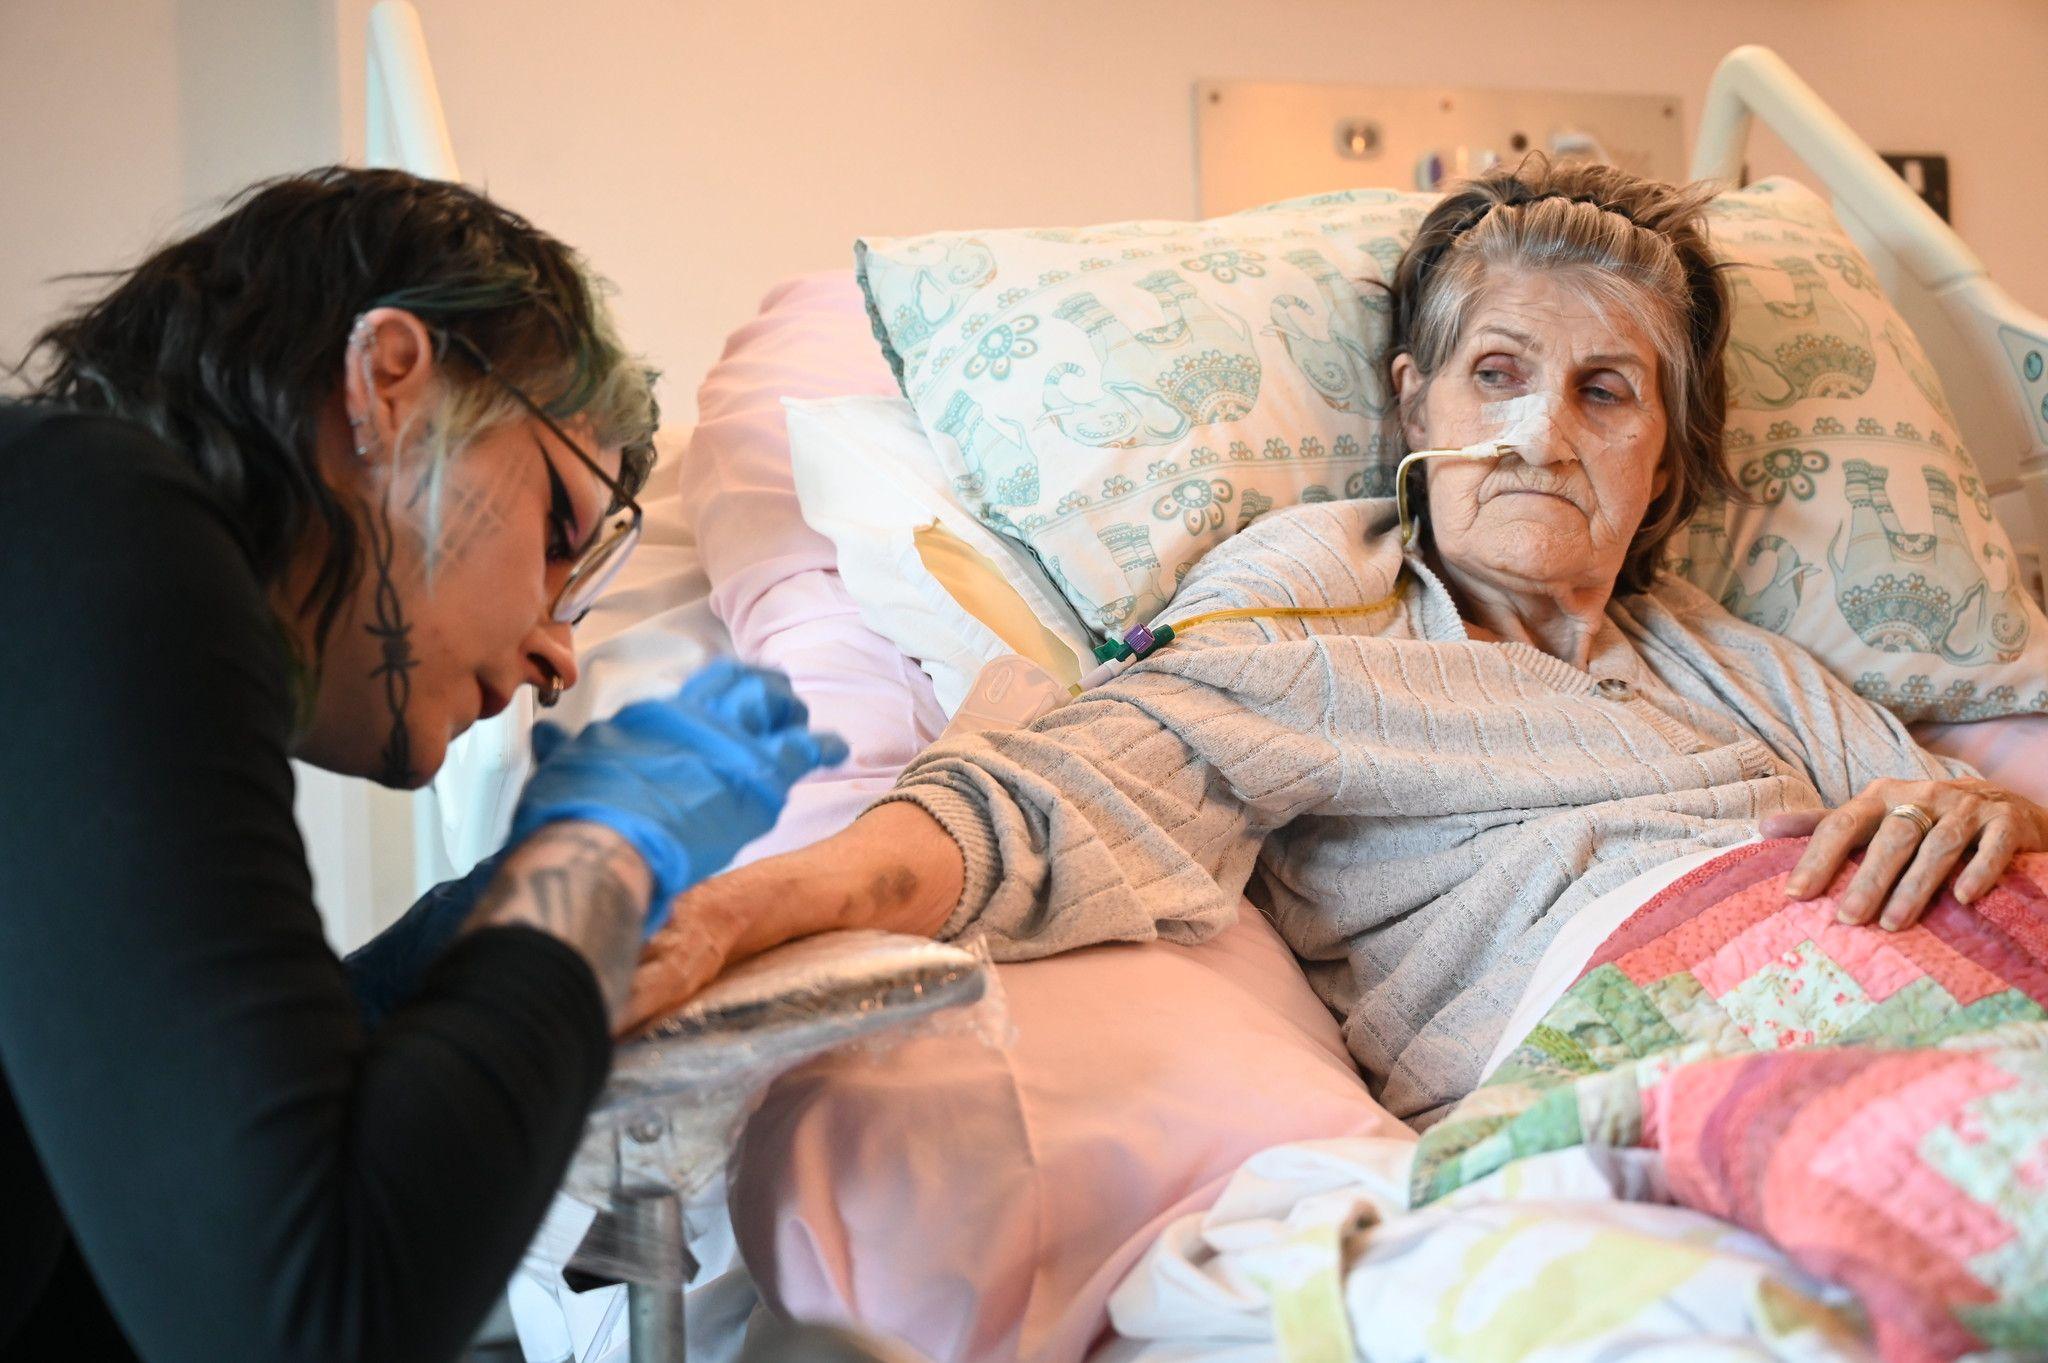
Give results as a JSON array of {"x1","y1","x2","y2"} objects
[
  {"x1": 331, "y1": 0, "x2": 2048, "y2": 423},
  {"x1": 1, "y1": 0, "x2": 340, "y2": 370},
  {"x1": 9, "y1": 1, "x2": 2044, "y2": 422}
]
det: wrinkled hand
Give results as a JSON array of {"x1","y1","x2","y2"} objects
[
  {"x1": 511, "y1": 660, "x2": 846, "y2": 925},
  {"x1": 616, "y1": 803, "x2": 966, "y2": 1037},
  {"x1": 617, "y1": 880, "x2": 750, "y2": 1036},
  {"x1": 1767, "y1": 777, "x2": 2048, "y2": 930}
]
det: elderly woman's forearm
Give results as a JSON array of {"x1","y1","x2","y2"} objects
[
  {"x1": 725, "y1": 802, "x2": 963, "y2": 959},
  {"x1": 621, "y1": 805, "x2": 965, "y2": 1034}
]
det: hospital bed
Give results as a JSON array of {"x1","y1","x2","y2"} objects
[{"x1": 349, "y1": 4, "x2": 2048, "y2": 1360}]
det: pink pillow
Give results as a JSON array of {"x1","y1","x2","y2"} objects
[
  {"x1": 730, "y1": 907, "x2": 1399, "y2": 1363},
  {"x1": 685, "y1": 272, "x2": 947, "y2": 864}
]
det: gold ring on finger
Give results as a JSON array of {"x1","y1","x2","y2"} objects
[{"x1": 1885, "y1": 802, "x2": 1936, "y2": 838}]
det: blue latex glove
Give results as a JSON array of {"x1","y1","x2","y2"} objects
[{"x1": 510, "y1": 660, "x2": 847, "y2": 932}]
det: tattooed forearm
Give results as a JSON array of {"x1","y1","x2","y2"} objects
[
  {"x1": 468, "y1": 824, "x2": 649, "y2": 1020},
  {"x1": 360, "y1": 489, "x2": 418, "y2": 788}
]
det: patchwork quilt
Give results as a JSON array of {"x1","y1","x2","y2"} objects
[{"x1": 1413, "y1": 840, "x2": 2048, "y2": 1363}]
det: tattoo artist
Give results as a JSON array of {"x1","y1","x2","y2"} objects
[{"x1": 0, "y1": 168, "x2": 842, "y2": 1363}]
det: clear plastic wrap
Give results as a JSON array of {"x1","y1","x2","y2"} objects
[{"x1": 525, "y1": 930, "x2": 1005, "y2": 1291}]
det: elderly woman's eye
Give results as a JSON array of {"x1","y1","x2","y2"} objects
[
  {"x1": 1476, "y1": 366, "x2": 1515, "y2": 387},
  {"x1": 1584, "y1": 384, "x2": 1627, "y2": 405}
]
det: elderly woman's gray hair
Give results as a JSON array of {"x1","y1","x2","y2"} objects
[{"x1": 1390, "y1": 157, "x2": 1739, "y2": 594}]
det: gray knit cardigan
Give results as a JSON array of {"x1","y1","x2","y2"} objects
[{"x1": 880, "y1": 500, "x2": 1968, "y2": 1124}]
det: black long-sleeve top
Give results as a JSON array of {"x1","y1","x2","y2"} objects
[{"x1": 0, "y1": 406, "x2": 612, "y2": 1363}]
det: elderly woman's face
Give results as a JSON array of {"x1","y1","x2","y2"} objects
[{"x1": 1395, "y1": 272, "x2": 1669, "y2": 601}]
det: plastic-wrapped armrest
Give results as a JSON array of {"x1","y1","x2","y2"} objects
[{"x1": 541, "y1": 931, "x2": 1004, "y2": 1286}]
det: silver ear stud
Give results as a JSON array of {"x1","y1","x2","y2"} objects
[{"x1": 349, "y1": 316, "x2": 377, "y2": 457}]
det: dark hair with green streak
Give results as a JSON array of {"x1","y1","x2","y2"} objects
[{"x1": 18, "y1": 165, "x2": 659, "y2": 655}]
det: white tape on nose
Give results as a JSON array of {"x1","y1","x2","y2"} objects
[{"x1": 1480, "y1": 392, "x2": 1573, "y2": 458}]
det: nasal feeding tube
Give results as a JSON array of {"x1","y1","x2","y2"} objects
[
  {"x1": 1396, "y1": 391, "x2": 1577, "y2": 546},
  {"x1": 1076, "y1": 393, "x2": 1576, "y2": 692}
]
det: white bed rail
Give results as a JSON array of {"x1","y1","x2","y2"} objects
[
  {"x1": 298, "y1": 0, "x2": 468, "y2": 949},
  {"x1": 1692, "y1": 45, "x2": 2048, "y2": 583},
  {"x1": 365, "y1": 0, "x2": 460, "y2": 181},
  {"x1": 363, "y1": 0, "x2": 514, "y2": 907}
]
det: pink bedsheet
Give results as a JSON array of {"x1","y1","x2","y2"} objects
[
  {"x1": 734, "y1": 908, "x2": 1399, "y2": 1362},
  {"x1": 1914, "y1": 714, "x2": 2048, "y2": 805}
]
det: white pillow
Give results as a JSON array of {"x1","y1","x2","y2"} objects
[{"x1": 784, "y1": 395, "x2": 1092, "y2": 713}]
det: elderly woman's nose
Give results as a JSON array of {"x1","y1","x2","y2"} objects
[
  {"x1": 1485, "y1": 392, "x2": 1579, "y2": 466},
  {"x1": 1516, "y1": 414, "x2": 1578, "y2": 465}
]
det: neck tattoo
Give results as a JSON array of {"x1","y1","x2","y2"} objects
[{"x1": 361, "y1": 490, "x2": 419, "y2": 786}]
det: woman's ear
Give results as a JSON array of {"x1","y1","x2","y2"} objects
[
  {"x1": 1391, "y1": 352, "x2": 1430, "y2": 450},
  {"x1": 344, "y1": 307, "x2": 440, "y2": 460}
]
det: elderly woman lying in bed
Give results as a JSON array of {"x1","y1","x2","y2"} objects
[{"x1": 627, "y1": 160, "x2": 2048, "y2": 1125}]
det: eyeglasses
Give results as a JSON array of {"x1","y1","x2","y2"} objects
[{"x1": 437, "y1": 330, "x2": 654, "y2": 625}]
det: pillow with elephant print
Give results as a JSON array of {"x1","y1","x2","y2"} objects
[
  {"x1": 856, "y1": 188, "x2": 1434, "y2": 636},
  {"x1": 859, "y1": 179, "x2": 2048, "y2": 721},
  {"x1": 1669, "y1": 177, "x2": 2048, "y2": 722}
]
